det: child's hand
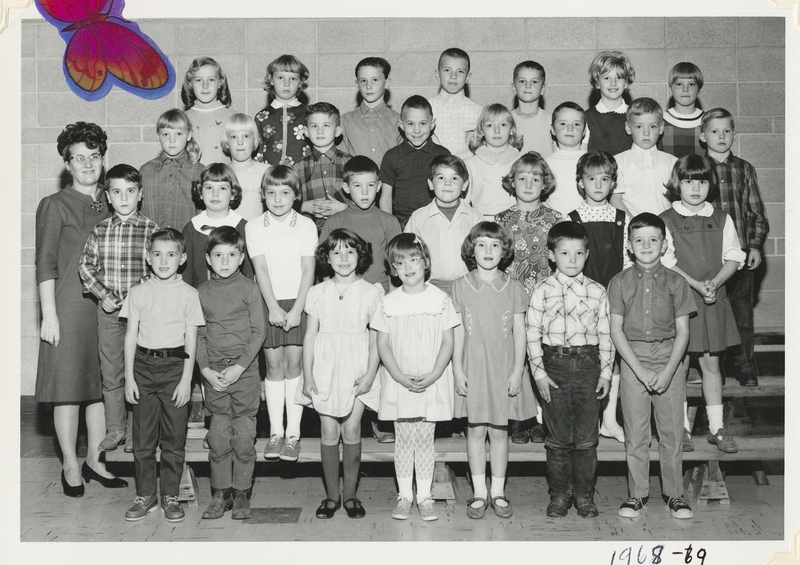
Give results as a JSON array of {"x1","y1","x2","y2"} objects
[
  {"x1": 702, "y1": 280, "x2": 716, "y2": 304},
  {"x1": 201, "y1": 368, "x2": 227, "y2": 392},
  {"x1": 303, "y1": 376, "x2": 318, "y2": 398},
  {"x1": 268, "y1": 306, "x2": 287, "y2": 328},
  {"x1": 101, "y1": 294, "x2": 120, "y2": 313},
  {"x1": 412, "y1": 372, "x2": 439, "y2": 391},
  {"x1": 327, "y1": 199, "x2": 348, "y2": 215},
  {"x1": 124, "y1": 378, "x2": 139, "y2": 404},
  {"x1": 302, "y1": 199, "x2": 331, "y2": 218},
  {"x1": 353, "y1": 373, "x2": 375, "y2": 397},
  {"x1": 40, "y1": 314, "x2": 60, "y2": 347},
  {"x1": 651, "y1": 368, "x2": 675, "y2": 394},
  {"x1": 535, "y1": 375, "x2": 559, "y2": 403},
  {"x1": 393, "y1": 372, "x2": 419, "y2": 392},
  {"x1": 220, "y1": 364, "x2": 245, "y2": 387},
  {"x1": 635, "y1": 367, "x2": 657, "y2": 392},
  {"x1": 595, "y1": 377, "x2": 610, "y2": 400},
  {"x1": 508, "y1": 369, "x2": 523, "y2": 397},
  {"x1": 747, "y1": 249, "x2": 762, "y2": 270},
  {"x1": 283, "y1": 309, "x2": 301, "y2": 332},
  {"x1": 454, "y1": 368, "x2": 468, "y2": 397},
  {"x1": 172, "y1": 379, "x2": 191, "y2": 408}
]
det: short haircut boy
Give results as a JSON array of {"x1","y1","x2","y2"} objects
[
  {"x1": 343, "y1": 155, "x2": 380, "y2": 183},
  {"x1": 627, "y1": 97, "x2": 663, "y2": 122},
  {"x1": 438, "y1": 47, "x2": 470, "y2": 70},
  {"x1": 429, "y1": 49, "x2": 482, "y2": 157},
  {"x1": 551, "y1": 101, "x2": 586, "y2": 125},
  {"x1": 402, "y1": 95, "x2": 433, "y2": 118},
  {"x1": 306, "y1": 101, "x2": 341, "y2": 126},
  {"x1": 700, "y1": 107, "x2": 735, "y2": 131},
  {"x1": 513, "y1": 60, "x2": 546, "y2": 83},
  {"x1": 206, "y1": 225, "x2": 245, "y2": 254},
  {"x1": 106, "y1": 163, "x2": 142, "y2": 188},
  {"x1": 668, "y1": 62, "x2": 704, "y2": 91},
  {"x1": 546, "y1": 220, "x2": 589, "y2": 251},
  {"x1": 148, "y1": 227, "x2": 186, "y2": 253},
  {"x1": 356, "y1": 56, "x2": 391, "y2": 79},
  {"x1": 588, "y1": 51, "x2": 636, "y2": 86},
  {"x1": 428, "y1": 154, "x2": 469, "y2": 182},
  {"x1": 627, "y1": 211, "x2": 665, "y2": 238}
]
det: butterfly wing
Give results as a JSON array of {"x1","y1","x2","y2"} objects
[
  {"x1": 65, "y1": 20, "x2": 174, "y2": 101},
  {"x1": 36, "y1": 0, "x2": 109, "y2": 25}
]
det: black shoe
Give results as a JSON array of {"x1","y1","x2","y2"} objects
[
  {"x1": 529, "y1": 423, "x2": 547, "y2": 443},
  {"x1": 202, "y1": 488, "x2": 233, "y2": 519},
  {"x1": 737, "y1": 366, "x2": 759, "y2": 386},
  {"x1": 574, "y1": 496, "x2": 599, "y2": 518},
  {"x1": 315, "y1": 498, "x2": 341, "y2": 519},
  {"x1": 232, "y1": 489, "x2": 252, "y2": 520},
  {"x1": 343, "y1": 498, "x2": 366, "y2": 519},
  {"x1": 60, "y1": 470, "x2": 84, "y2": 498},
  {"x1": 81, "y1": 462, "x2": 128, "y2": 488},
  {"x1": 511, "y1": 429, "x2": 530, "y2": 444},
  {"x1": 546, "y1": 495, "x2": 571, "y2": 517}
]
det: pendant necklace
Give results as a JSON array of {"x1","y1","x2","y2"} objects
[{"x1": 334, "y1": 281, "x2": 355, "y2": 300}]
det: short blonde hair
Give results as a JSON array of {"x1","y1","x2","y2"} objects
[
  {"x1": 221, "y1": 113, "x2": 261, "y2": 158},
  {"x1": 589, "y1": 51, "x2": 635, "y2": 86}
]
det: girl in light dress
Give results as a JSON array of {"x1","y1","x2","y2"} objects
[
  {"x1": 182, "y1": 57, "x2": 236, "y2": 165},
  {"x1": 221, "y1": 113, "x2": 271, "y2": 221}
]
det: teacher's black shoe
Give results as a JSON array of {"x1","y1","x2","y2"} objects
[
  {"x1": 61, "y1": 470, "x2": 84, "y2": 498},
  {"x1": 82, "y1": 462, "x2": 128, "y2": 488}
]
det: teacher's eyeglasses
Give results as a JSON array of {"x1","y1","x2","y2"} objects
[{"x1": 70, "y1": 153, "x2": 102, "y2": 166}]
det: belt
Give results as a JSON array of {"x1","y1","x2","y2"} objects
[
  {"x1": 543, "y1": 344, "x2": 598, "y2": 355},
  {"x1": 136, "y1": 345, "x2": 189, "y2": 359}
]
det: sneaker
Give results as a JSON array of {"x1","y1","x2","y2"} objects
[
  {"x1": 682, "y1": 429, "x2": 695, "y2": 452},
  {"x1": 371, "y1": 419, "x2": 395, "y2": 443},
  {"x1": 511, "y1": 429, "x2": 530, "y2": 444},
  {"x1": 279, "y1": 436, "x2": 300, "y2": 461},
  {"x1": 391, "y1": 496, "x2": 412, "y2": 520},
  {"x1": 125, "y1": 494, "x2": 158, "y2": 521},
  {"x1": 161, "y1": 494, "x2": 185, "y2": 522},
  {"x1": 707, "y1": 427, "x2": 738, "y2": 453},
  {"x1": 528, "y1": 423, "x2": 547, "y2": 443},
  {"x1": 664, "y1": 495, "x2": 693, "y2": 519},
  {"x1": 417, "y1": 497, "x2": 439, "y2": 521},
  {"x1": 618, "y1": 496, "x2": 648, "y2": 518},
  {"x1": 188, "y1": 399, "x2": 205, "y2": 428},
  {"x1": 264, "y1": 435, "x2": 283, "y2": 461}
]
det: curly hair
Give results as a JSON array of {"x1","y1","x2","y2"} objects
[
  {"x1": 316, "y1": 228, "x2": 373, "y2": 277},
  {"x1": 57, "y1": 122, "x2": 107, "y2": 160},
  {"x1": 181, "y1": 57, "x2": 232, "y2": 109},
  {"x1": 191, "y1": 163, "x2": 243, "y2": 210},
  {"x1": 461, "y1": 221, "x2": 515, "y2": 271}
]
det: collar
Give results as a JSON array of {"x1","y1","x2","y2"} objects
[
  {"x1": 191, "y1": 210, "x2": 243, "y2": 233},
  {"x1": 435, "y1": 90, "x2": 467, "y2": 103},
  {"x1": 270, "y1": 98, "x2": 301, "y2": 109},
  {"x1": 111, "y1": 211, "x2": 143, "y2": 227},
  {"x1": 310, "y1": 146, "x2": 338, "y2": 162},
  {"x1": 209, "y1": 270, "x2": 243, "y2": 285},
  {"x1": 148, "y1": 274, "x2": 185, "y2": 287},
  {"x1": 401, "y1": 138, "x2": 433, "y2": 154},
  {"x1": 188, "y1": 101, "x2": 226, "y2": 112},
  {"x1": 347, "y1": 200, "x2": 376, "y2": 213},
  {"x1": 466, "y1": 270, "x2": 510, "y2": 292},
  {"x1": 664, "y1": 107, "x2": 704, "y2": 128},
  {"x1": 158, "y1": 151, "x2": 190, "y2": 166},
  {"x1": 358, "y1": 100, "x2": 388, "y2": 116},
  {"x1": 630, "y1": 143, "x2": 657, "y2": 158},
  {"x1": 554, "y1": 270, "x2": 585, "y2": 287},
  {"x1": 707, "y1": 151, "x2": 734, "y2": 165},
  {"x1": 633, "y1": 259, "x2": 665, "y2": 278},
  {"x1": 595, "y1": 100, "x2": 628, "y2": 114},
  {"x1": 263, "y1": 209, "x2": 298, "y2": 227},
  {"x1": 577, "y1": 200, "x2": 615, "y2": 215},
  {"x1": 474, "y1": 144, "x2": 519, "y2": 166},
  {"x1": 427, "y1": 199, "x2": 467, "y2": 219},
  {"x1": 672, "y1": 200, "x2": 713, "y2": 217}
]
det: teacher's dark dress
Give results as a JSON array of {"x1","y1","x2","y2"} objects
[{"x1": 35, "y1": 185, "x2": 110, "y2": 403}]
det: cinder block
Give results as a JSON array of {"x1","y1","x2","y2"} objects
[
  {"x1": 22, "y1": 249, "x2": 36, "y2": 267},
  {"x1": 22, "y1": 127, "x2": 62, "y2": 145},
  {"x1": 695, "y1": 83, "x2": 737, "y2": 116},
  {"x1": 596, "y1": 18, "x2": 666, "y2": 49},
  {"x1": 37, "y1": 58, "x2": 69, "y2": 93},
  {"x1": 175, "y1": 20, "x2": 245, "y2": 55},
  {"x1": 739, "y1": 83, "x2": 784, "y2": 117},
  {"x1": 758, "y1": 256, "x2": 784, "y2": 291},
  {"x1": 142, "y1": 126, "x2": 158, "y2": 142},
  {"x1": 22, "y1": 59, "x2": 36, "y2": 93},
  {"x1": 22, "y1": 94, "x2": 36, "y2": 129},
  {"x1": 753, "y1": 290, "x2": 784, "y2": 329},
  {"x1": 245, "y1": 54, "x2": 317, "y2": 90},
  {"x1": 316, "y1": 89, "x2": 360, "y2": 117},
  {"x1": 21, "y1": 266, "x2": 37, "y2": 301},
  {"x1": 761, "y1": 239, "x2": 776, "y2": 257},
  {"x1": 37, "y1": 93, "x2": 106, "y2": 127},
  {"x1": 22, "y1": 180, "x2": 38, "y2": 214},
  {"x1": 774, "y1": 117, "x2": 784, "y2": 133},
  {"x1": 756, "y1": 169, "x2": 784, "y2": 204},
  {"x1": 731, "y1": 117, "x2": 773, "y2": 134},
  {"x1": 388, "y1": 52, "x2": 440, "y2": 91},
  {"x1": 526, "y1": 51, "x2": 597, "y2": 86},
  {"x1": 739, "y1": 133, "x2": 784, "y2": 168},
  {"x1": 526, "y1": 18, "x2": 595, "y2": 51},
  {"x1": 627, "y1": 83, "x2": 664, "y2": 106},
  {"x1": 137, "y1": 20, "x2": 176, "y2": 58},
  {"x1": 388, "y1": 19, "x2": 457, "y2": 53},
  {"x1": 36, "y1": 22, "x2": 64, "y2": 58},
  {"x1": 246, "y1": 20, "x2": 318, "y2": 55},
  {"x1": 21, "y1": 299, "x2": 39, "y2": 338},
  {"x1": 455, "y1": 18, "x2": 526, "y2": 52},
  {"x1": 775, "y1": 237, "x2": 784, "y2": 256},
  {"x1": 105, "y1": 127, "x2": 144, "y2": 144},
  {"x1": 318, "y1": 20, "x2": 386, "y2": 53},
  {"x1": 106, "y1": 91, "x2": 169, "y2": 126},
  {"x1": 763, "y1": 202, "x2": 784, "y2": 237},
  {"x1": 389, "y1": 87, "x2": 440, "y2": 109},
  {"x1": 625, "y1": 49, "x2": 667, "y2": 85},
  {"x1": 22, "y1": 21, "x2": 36, "y2": 58},
  {"x1": 22, "y1": 146, "x2": 37, "y2": 180},
  {"x1": 37, "y1": 180, "x2": 60, "y2": 201},
  {"x1": 317, "y1": 54, "x2": 362, "y2": 88},
  {"x1": 467, "y1": 86, "x2": 510, "y2": 109},
  {"x1": 666, "y1": 18, "x2": 736, "y2": 48},
  {"x1": 462, "y1": 51, "x2": 527, "y2": 87},
  {"x1": 245, "y1": 88, "x2": 268, "y2": 117},
  {"x1": 108, "y1": 143, "x2": 162, "y2": 169},
  {"x1": 21, "y1": 337, "x2": 40, "y2": 395},
  {"x1": 665, "y1": 48, "x2": 737, "y2": 83},
  {"x1": 738, "y1": 17, "x2": 784, "y2": 47},
  {"x1": 738, "y1": 48, "x2": 784, "y2": 83},
  {"x1": 227, "y1": 89, "x2": 247, "y2": 115},
  {"x1": 541, "y1": 85, "x2": 595, "y2": 111},
  {"x1": 21, "y1": 214, "x2": 35, "y2": 250},
  {"x1": 37, "y1": 143, "x2": 67, "y2": 180}
]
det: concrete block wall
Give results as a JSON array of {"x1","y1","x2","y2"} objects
[{"x1": 20, "y1": 17, "x2": 785, "y2": 394}]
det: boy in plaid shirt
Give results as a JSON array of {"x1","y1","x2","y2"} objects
[
  {"x1": 700, "y1": 108, "x2": 769, "y2": 386},
  {"x1": 79, "y1": 164, "x2": 159, "y2": 451}
]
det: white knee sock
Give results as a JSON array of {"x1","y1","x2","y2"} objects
[
  {"x1": 284, "y1": 376, "x2": 304, "y2": 438},
  {"x1": 471, "y1": 473, "x2": 487, "y2": 500},
  {"x1": 707, "y1": 404, "x2": 724, "y2": 434},
  {"x1": 264, "y1": 379, "x2": 285, "y2": 437}
]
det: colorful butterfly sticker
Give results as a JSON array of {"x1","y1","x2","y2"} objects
[{"x1": 35, "y1": 0, "x2": 175, "y2": 101}]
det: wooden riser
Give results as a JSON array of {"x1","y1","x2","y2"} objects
[
  {"x1": 106, "y1": 435, "x2": 783, "y2": 464},
  {"x1": 686, "y1": 376, "x2": 784, "y2": 397}
]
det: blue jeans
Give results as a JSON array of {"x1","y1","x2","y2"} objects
[{"x1": 540, "y1": 346, "x2": 600, "y2": 499}]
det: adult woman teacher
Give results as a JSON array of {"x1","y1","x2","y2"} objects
[{"x1": 35, "y1": 122, "x2": 128, "y2": 496}]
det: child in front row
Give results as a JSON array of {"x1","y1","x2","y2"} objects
[
  {"x1": 245, "y1": 166, "x2": 317, "y2": 462},
  {"x1": 545, "y1": 102, "x2": 588, "y2": 217},
  {"x1": 464, "y1": 103, "x2": 521, "y2": 219},
  {"x1": 371, "y1": 234, "x2": 460, "y2": 522},
  {"x1": 404, "y1": 155, "x2": 482, "y2": 296},
  {"x1": 608, "y1": 213, "x2": 696, "y2": 520},
  {"x1": 512, "y1": 60, "x2": 553, "y2": 158},
  {"x1": 660, "y1": 155, "x2": 746, "y2": 454},
  {"x1": 527, "y1": 221, "x2": 613, "y2": 519},
  {"x1": 301, "y1": 229, "x2": 384, "y2": 519},
  {"x1": 79, "y1": 165, "x2": 159, "y2": 453},
  {"x1": 122, "y1": 229, "x2": 205, "y2": 523},
  {"x1": 196, "y1": 227, "x2": 266, "y2": 521},
  {"x1": 567, "y1": 152, "x2": 628, "y2": 443},
  {"x1": 452, "y1": 222, "x2": 536, "y2": 519},
  {"x1": 584, "y1": 51, "x2": 635, "y2": 155},
  {"x1": 380, "y1": 95, "x2": 450, "y2": 227}
]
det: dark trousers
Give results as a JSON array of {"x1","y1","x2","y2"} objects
[
  {"x1": 205, "y1": 359, "x2": 260, "y2": 491},
  {"x1": 132, "y1": 350, "x2": 189, "y2": 497},
  {"x1": 726, "y1": 266, "x2": 755, "y2": 369},
  {"x1": 539, "y1": 346, "x2": 600, "y2": 499}
]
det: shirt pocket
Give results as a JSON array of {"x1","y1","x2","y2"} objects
[
  {"x1": 653, "y1": 298, "x2": 673, "y2": 329},
  {"x1": 576, "y1": 299, "x2": 598, "y2": 329}
]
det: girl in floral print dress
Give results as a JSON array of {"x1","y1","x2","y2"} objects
[{"x1": 254, "y1": 54, "x2": 312, "y2": 167}]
